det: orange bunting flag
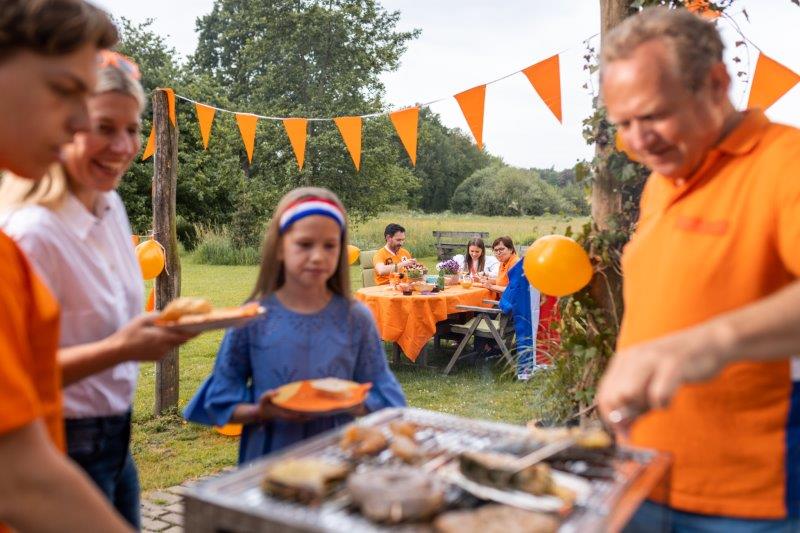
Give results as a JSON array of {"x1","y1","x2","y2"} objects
[
  {"x1": 747, "y1": 52, "x2": 800, "y2": 111},
  {"x1": 159, "y1": 88, "x2": 177, "y2": 127},
  {"x1": 235, "y1": 113, "x2": 258, "y2": 164},
  {"x1": 389, "y1": 107, "x2": 419, "y2": 166},
  {"x1": 334, "y1": 116, "x2": 362, "y2": 171},
  {"x1": 684, "y1": 0, "x2": 721, "y2": 20},
  {"x1": 195, "y1": 103, "x2": 216, "y2": 149},
  {"x1": 145, "y1": 287, "x2": 155, "y2": 312},
  {"x1": 282, "y1": 118, "x2": 308, "y2": 171},
  {"x1": 522, "y1": 55, "x2": 563, "y2": 123},
  {"x1": 454, "y1": 84, "x2": 487, "y2": 149},
  {"x1": 141, "y1": 127, "x2": 155, "y2": 160}
]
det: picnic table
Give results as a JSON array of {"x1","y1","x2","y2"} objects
[{"x1": 355, "y1": 284, "x2": 492, "y2": 362}]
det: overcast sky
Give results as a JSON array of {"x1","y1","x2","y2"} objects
[{"x1": 96, "y1": 0, "x2": 799, "y2": 170}]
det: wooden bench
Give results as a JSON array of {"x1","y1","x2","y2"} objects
[{"x1": 432, "y1": 231, "x2": 490, "y2": 260}]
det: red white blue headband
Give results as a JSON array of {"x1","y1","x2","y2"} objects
[{"x1": 279, "y1": 197, "x2": 346, "y2": 234}]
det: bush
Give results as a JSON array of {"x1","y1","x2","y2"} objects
[
  {"x1": 176, "y1": 215, "x2": 199, "y2": 251},
  {"x1": 451, "y1": 165, "x2": 584, "y2": 217},
  {"x1": 192, "y1": 226, "x2": 261, "y2": 266}
]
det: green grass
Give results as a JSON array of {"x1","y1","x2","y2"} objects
[
  {"x1": 133, "y1": 213, "x2": 586, "y2": 491},
  {"x1": 350, "y1": 211, "x2": 588, "y2": 258}
]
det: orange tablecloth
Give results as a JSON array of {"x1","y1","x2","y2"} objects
[{"x1": 355, "y1": 285, "x2": 491, "y2": 362}]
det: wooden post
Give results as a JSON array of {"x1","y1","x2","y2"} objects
[{"x1": 152, "y1": 89, "x2": 181, "y2": 415}]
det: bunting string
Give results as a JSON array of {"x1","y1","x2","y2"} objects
[
  {"x1": 141, "y1": 4, "x2": 797, "y2": 170},
  {"x1": 170, "y1": 34, "x2": 596, "y2": 123}
]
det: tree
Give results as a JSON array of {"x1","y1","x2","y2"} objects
[
  {"x1": 451, "y1": 164, "x2": 581, "y2": 217},
  {"x1": 410, "y1": 108, "x2": 498, "y2": 212},
  {"x1": 115, "y1": 18, "x2": 246, "y2": 246},
  {"x1": 190, "y1": 0, "x2": 421, "y2": 223}
]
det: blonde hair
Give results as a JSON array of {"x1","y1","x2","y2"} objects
[
  {"x1": 248, "y1": 187, "x2": 352, "y2": 302},
  {"x1": 0, "y1": 64, "x2": 145, "y2": 210},
  {"x1": 600, "y1": 7, "x2": 724, "y2": 92}
]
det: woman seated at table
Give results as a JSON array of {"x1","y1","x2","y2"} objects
[
  {"x1": 452, "y1": 238, "x2": 499, "y2": 277},
  {"x1": 480, "y1": 236, "x2": 520, "y2": 296}
]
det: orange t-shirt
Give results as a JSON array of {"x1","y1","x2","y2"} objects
[
  {"x1": 495, "y1": 253, "x2": 519, "y2": 288},
  {"x1": 372, "y1": 246, "x2": 412, "y2": 285},
  {"x1": 619, "y1": 110, "x2": 800, "y2": 519},
  {"x1": 0, "y1": 230, "x2": 63, "y2": 447}
]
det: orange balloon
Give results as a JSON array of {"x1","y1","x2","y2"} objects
[
  {"x1": 135, "y1": 239, "x2": 165, "y2": 280},
  {"x1": 131, "y1": 234, "x2": 140, "y2": 247},
  {"x1": 347, "y1": 244, "x2": 360, "y2": 265},
  {"x1": 523, "y1": 235, "x2": 592, "y2": 297},
  {"x1": 214, "y1": 424, "x2": 242, "y2": 437}
]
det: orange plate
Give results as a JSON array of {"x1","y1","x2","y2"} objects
[
  {"x1": 156, "y1": 304, "x2": 265, "y2": 333},
  {"x1": 272, "y1": 380, "x2": 372, "y2": 414}
]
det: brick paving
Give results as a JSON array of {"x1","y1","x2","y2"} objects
[{"x1": 141, "y1": 484, "x2": 188, "y2": 533}]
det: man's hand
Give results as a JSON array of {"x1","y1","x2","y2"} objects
[
  {"x1": 597, "y1": 324, "x2": 728, "y2": 433},
  {"x1": 399, "y1": 258, "x2": 416, "y2": 269}
]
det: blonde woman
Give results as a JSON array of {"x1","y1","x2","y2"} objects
[
  {"x1": 0, "y1": 54, "x2": 192, "y2": 528},
  {"x1": 184, "y1": 187, "x2": 406, "y2": 464}
]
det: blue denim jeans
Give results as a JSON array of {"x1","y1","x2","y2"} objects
[
  {"x1": 65, "y1": 411, "x2": 140, "y2": 529},
  {"x1": 624, "y1": 500, "x2": 800, "y2": 533}
]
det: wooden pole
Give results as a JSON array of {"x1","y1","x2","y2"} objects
[{"x1": 152, "y1": 89, "x2": 181, "y2": 415}]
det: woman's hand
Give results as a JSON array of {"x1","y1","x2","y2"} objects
[
  {"x1": 108, "y1": 313, "x2": 197, "y2": 363},
  {"x1": 257, "y1": 390, "x2": 312, "y2": 423}
]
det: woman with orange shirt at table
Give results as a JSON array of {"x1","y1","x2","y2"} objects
[{"x1": 480, "y1": 236, "x2": 520, "y2": 296}]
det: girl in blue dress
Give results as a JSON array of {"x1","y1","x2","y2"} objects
[{"x1": 184, "y1": 187, "x2": 406, "y2": 463}]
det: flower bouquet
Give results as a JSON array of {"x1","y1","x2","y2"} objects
[{"x1": 436, "y1": 258, "x2": 461, "y2": 286}]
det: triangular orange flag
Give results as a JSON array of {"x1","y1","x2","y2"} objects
[
  {"x1": 159, "y1": 88, "x2": 177, "y2": 127},
  {"x1": 282, "y1": 118, "x2": 308, "y2": 171},
  {"x1": 684, "y1": 0, "x2": 721, "y2": 20},
  {"x1": 747, "y1": 52, "x2": 800, "y2": 111},
  {"x1": 235, "y1": 113, "x2": 258, "y2": 164},
  {"x1": 334, "y1": 116, "x2": 362, "y2": 171},
  {"x1": 389, "y1": 107, "x2": 419, "y2": 166},
  {"x1": 195, "y1": 103, "x2": 216, "y2": 149},
  {"x1": 454, "y1": 85, "x2": 487, "y2": 149},
  {"x1": 522, "y1": 55, "x2": 563, "y2": 123},
  {"x1": 145, "y1": 287, "x2": 155, "y2": 312},
  {"x1": 141, "y1": 127, "x2": 155, "y2": 160}
]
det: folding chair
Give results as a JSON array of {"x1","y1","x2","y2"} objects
[
  {"x1": 359, "y1": 249, "x2": 378, "y2": 288},
  {"x1": 443, "y1": 301, "x2": 516, "y2": 375}
]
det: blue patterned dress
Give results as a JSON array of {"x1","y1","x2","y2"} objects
[{"x1": 184, "y1": 294, "x2": 406, "y2": 464}]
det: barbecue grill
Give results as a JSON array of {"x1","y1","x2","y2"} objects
[{"x1": 184, "y1": 408, "x2": 670, "y2": 532}]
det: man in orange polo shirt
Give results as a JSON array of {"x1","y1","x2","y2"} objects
[
  {"x1": 595, "y1": 7, "x2": 800, "y2": 530},
  {"x1": 372, "y1": 223, "x2": 416, "y2": 285},
  {"x1": 0, "y1": 1, "x2": 131, "y2": 531}
]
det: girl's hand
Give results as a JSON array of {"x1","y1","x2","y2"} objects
[{"x1": 257, "y1": 390, "x2": 312, "y2": 423}]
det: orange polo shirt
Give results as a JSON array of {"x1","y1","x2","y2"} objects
[
  {"x1": 496, "y1": 253, "x2": 519, "y2": 288},
  {"x1": 619, "y1": 110, "x2": 800, "y2": 519},
  {"x1": 0, "y1": 230, "x2": 63, "y2": 447},
  {"x1": 372, "y1": 246, "x2": 412, "y2": 285}
]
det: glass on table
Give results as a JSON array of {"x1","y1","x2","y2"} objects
[{"x1": 459, "y1": 273, "x2": 474, "y2": 289}]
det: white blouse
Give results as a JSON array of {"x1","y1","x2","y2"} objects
[
  {"x1": 1, "y1": 192, "x2": 143, "y2": 418},
  {"x1": 453, "y1": 253, "x2": 500, "y2": 276}
]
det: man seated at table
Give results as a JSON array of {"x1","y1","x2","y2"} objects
[{"x1": 372, "y1": 223, "x2": 417, "y2": 285}]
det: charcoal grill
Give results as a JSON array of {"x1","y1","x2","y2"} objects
[{"x1": 184, "y1": 408, "x2": 669, "y2": 532}]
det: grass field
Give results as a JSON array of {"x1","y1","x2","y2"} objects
[
  {"x1": 132, "y1": 214, "x2": 585, "y2": 491},
  {"x1": 350, "y1": 211, "x2": 588, "y2": 258}
]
